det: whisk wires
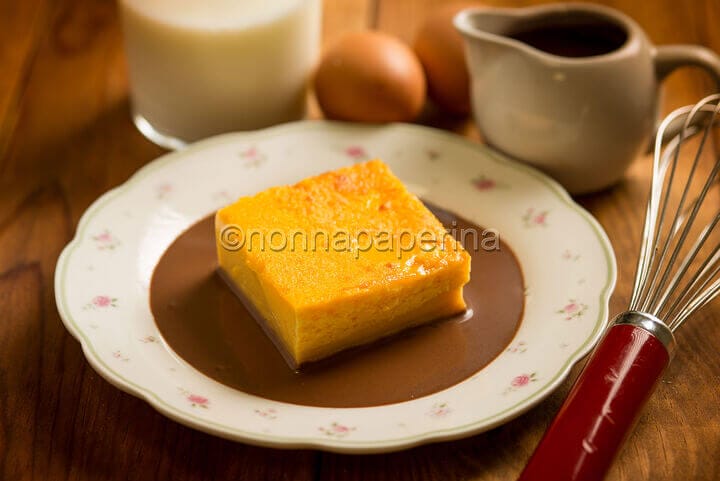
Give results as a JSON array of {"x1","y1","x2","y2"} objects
[{"x1": 629, "y1": 94, "x2": 720, "y2": 331}]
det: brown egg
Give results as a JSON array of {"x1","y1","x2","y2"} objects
[
  {"x1": 414, "y1": 3, "x2": 476, "y2": 115},
  {"x1": 314, "y1": 31, "x2": 426, "y2": 123}
]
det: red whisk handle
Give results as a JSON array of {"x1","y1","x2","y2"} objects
[{"x1": 518, "y1": 311, "x2": 675, "y2": 481}]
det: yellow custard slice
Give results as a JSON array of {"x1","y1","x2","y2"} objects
[{"x1": 215, "y1": 159, "x2": 471, "y2": 367}]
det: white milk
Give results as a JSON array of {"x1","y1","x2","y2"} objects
[{"x1": 119, "y1": 0, "x2": 321, "y2": 145}]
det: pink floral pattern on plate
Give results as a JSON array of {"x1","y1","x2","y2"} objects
[
  {"x1": 503, "y1": 372, "x2": 538, "y2": 395},
  {"x1": 472, "y1": 175, "x2": 508, "y2": 191},
  {"x1": 427, "y1": 402, "x2": 451, "y2": 418},
  {"x1": 239, "y1": 146, "x2": 266, "y2": 167},
  {"x1": 92, "y1": 229, "x2": 120, "y2": 250},
  {"x1": 212, "y1": 190, "x2": 233, "y2": 204},
  {"x1": 557, "y1": 299, "x2": 588, "y2": 320},
  {"x1": 345, "y1": 145, "x2": 369, "y2": 162},
  {"x1": 561, "y1": 249, "x2": 581, "y2": 261},
  {"x1": 318, "y1": 422, "x2": 356, "y2": 438},
  {"x1": 506, "y1": 341, "x2": 527, "y2": 354},
  {"x1": 112, "y1": 350, "x2": 129, "y2": 362},
  {"x1": 177, "y1": 388, "x2": 210, "y2": 409},
  {"x1": 522, "y1": 208, "x2": 549, "y2": 227},
  {"x1": 187, "y1": 394, "x2": 209, "y2": 408},
  {"x1": 254, "y1": 408, "x2": 278, "y2": 420},
  {"x1": 156, "y1": 183, "x2": 173, "y2": 199},
  {"x1": 426, "y1": 149, "x2": 440, "y2": 161},
  {"x1": 83, "y1": 295, "x2": 117, "y2": 310}
]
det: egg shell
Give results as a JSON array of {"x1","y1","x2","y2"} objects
[
  {"x1": 314, "y1": 31, "x2": 427, "y2": 123},
  {"x1": 414, "y1": 3, "x2": 475, "y2": 115}
]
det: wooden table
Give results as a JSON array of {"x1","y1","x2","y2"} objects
[{"x1": 2, "y1": 0, "x2": 719, "y2": 479}]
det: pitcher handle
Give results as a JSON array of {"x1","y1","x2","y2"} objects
[
  {"x1": 654, "y1": 44, "x2": 720, "y2": 83},
  {"x1": 649, "y1": 44, "x2": 720, "y2": 150}
]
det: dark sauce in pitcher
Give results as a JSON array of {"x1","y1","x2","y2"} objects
[{"x1": 508, "y1": 22, "x2": 628, "y2": 58}]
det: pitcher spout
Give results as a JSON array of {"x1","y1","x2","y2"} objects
[
  {"x1": 454, "y1": 7, "x2": 526, "y2": 44},
  {"x1": 453, "y1": 7, "x2": 546, "y2": 74},
  {"x1": 454, "y1": 4, "x2": 633, "y2": 66}
]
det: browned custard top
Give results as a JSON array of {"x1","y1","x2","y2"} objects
[{"x1": 150, "y1": 204, "x2": 524, "y2": 407}]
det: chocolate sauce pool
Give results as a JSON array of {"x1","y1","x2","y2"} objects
[{"x1": 150, "y1": 205, "x2": 524, "y2": 407}]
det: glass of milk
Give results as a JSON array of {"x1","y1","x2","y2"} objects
[{"x1": 119, "y1": 0, "x2": 322, "y2": 149}]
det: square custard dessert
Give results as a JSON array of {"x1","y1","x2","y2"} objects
[{"x1": 215, "y1": 159, "x2": 471, "y2": 368}]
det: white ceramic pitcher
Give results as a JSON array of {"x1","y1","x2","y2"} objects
[{"x1": 455, "y1": 3, "x2": 720, "y2": 194}]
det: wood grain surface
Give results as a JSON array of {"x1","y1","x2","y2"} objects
[{"x1": 1, "y1": 0, "x2": 719, "y2": 480}]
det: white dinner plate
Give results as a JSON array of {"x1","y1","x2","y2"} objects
[{"x1": 55, "y1": 121, "x2": 616, "y2": 453}]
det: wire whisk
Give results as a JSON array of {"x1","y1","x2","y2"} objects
[
  {"x1": 631, "y1": 93, "x2": 720, "y2": 329},
  {"x1": 520, "y1": 93, "x2": 720, "y2": 481}
]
